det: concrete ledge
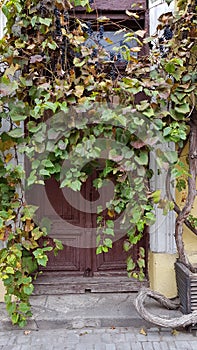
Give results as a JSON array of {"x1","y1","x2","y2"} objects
[{"x1": 0, "y1": 292, "x2": 182, "y2": 331}]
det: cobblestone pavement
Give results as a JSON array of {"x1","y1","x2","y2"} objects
[{"x1": 0, "y1": 326, "x2": 197, "y2": 350}]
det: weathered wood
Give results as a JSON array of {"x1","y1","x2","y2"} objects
[
  {"x1": 81, "y1": 0, "x2": 146, "y2": 11},
  {"x1": 33, "y1": 170, "x2": 148, "y2": 292},
  {"x1": 33, "y1": 275, "x2": 148, "y2": 294},
  {"x1": 134, "y1": 288, "x2": 197, "y2": 328}
]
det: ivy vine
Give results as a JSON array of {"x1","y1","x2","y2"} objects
[{"x1": 0, "y1": 0, "x2": 197, "y2": 326}]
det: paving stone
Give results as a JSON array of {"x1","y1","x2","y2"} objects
[
  {"x1": 189, "y1": 341, "x2": 197, "y2": 350},
  {"x1": 175, "y1": 341, "x2": 193, "y2": 349},
  {"x1": 101, "y1": 333, "x2": 112, "y2": 343},
  {"x1": 62, "y1": 334, "x2": 80, "y2": 344},
  {"x1": 166, "y1": 342, "x2": 177, "y2": 350},
  {"x1": 16, "y1": 335, "x2": 32, "y2": 345},
  {"x1": 93, "y1": 328, "x2": 107, "y2": 334},
  {"x1": 108, "y1": 333, "x2": 125, "y2": 343},
  {"x1": 142, "y1": 343, "x2": 154, "y2": 350},
  {"x1": 174, "y1": 332, "x2": 196, "y2": 340},
  {"x1": 136, "y1": 333, "x2": 149, "y2": 342},
  {"x1": 2, "y1": 346, "x2": 22, "y2": 350},
  {"x1": 0, "y1": 336, "x2": 9, "y2": 346},
  {"x1": 159, "y1": 332, "x2": 174, "y2": 341},
  {"x1": 5, "y1": 336, "x2": 18, "y2": 346},
  {"x1": 116, "y1": 342, "x2": 131, "y2": 350},
  {"x1": 152, "y1": 342, "x2": 170, "y2": 350},
  {"x1": 148, "y1": 328, "x2": 160, "y2": 333},
  {"x1": 76, "y1": 344, "x2": 94, "y2": 350},
  {"x1": 94, "y1": 344, "x2": 106, "y2": 350},
  {"x1": 125, "y1": 333, "x2": 138, "y2": 342},
  {"x1": 130, "y1": 342, "x2": 143, "y2": 350},
  {"x1": 79, "y1": 334, "x2": 101, "y2": 344},
  {"x1": 105, "y1": 344, "x2": 116, "y2": 350},
  {"x1": 147, "y1": 332, "x2": 161, "y2": 342}
]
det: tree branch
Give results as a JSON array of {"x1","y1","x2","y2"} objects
[
  {"x1": 166, "y1": 168, "x2": 197, "y2": 236},
  {"x1": 175, "y1": 111, "x2": 197, "y2": 268},
  {"x1": 134, "y1": 288, "x2": 197, "y2": 328}
]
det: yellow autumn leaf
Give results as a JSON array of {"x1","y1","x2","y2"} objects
[
  {"x1": 25, "y1": 219, "x2": 34, "y2": 232},
  {"x1": 5, "y1": 153, "x2": 13, "y2": 163},
  {"x1": 97, "y1": 16, "x2": 110, "y2": 22},
  {"x1": 27, "y1": 44, "x2": 36, "y2": 50},
  {"x1": 0, "y1": 231, "x2": 5, "y2": 240},
  {"x1": 171, "y1": 329, "x2": 179, "y2": 336},
  {"x1": 108, "y1": 209, "x2": 115, "y2": 218},
  {"x1": 61, "y1": 28, "x2": 67, "y2": 36},
  {"x1": 126, "y1": 10, "x2": 139, "y2": 19},
  {"x1": 139, "y1": 328, "x2": 147, "y2": 336},
  {"x1": 104, "y1": 37, "x2": 114, "y2": 44},
  {"x1": 130, "y1": 46, "x2": 141, "y2": 52},
  {"x1": 135, "y1": 30, "x2": 147, "y2": 38},
  {"x1": 5, "y1": 64, "x2": 20, "y2": 76},
  {"x1": 75, "y1": 85, "x2": 84, "y2": 98}
]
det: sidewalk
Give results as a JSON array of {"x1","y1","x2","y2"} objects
[
  {"x1": 0, "y1": 326, "x2": 197, "y2": 350},
  {"x1": 0, "y1": 293, "x2": 196, "y2": 349}
]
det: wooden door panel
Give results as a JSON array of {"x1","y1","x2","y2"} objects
[
  {"x1": 94, "y1": 236, "x2": 128, "y2": 274},
  {"x1": 46, "y1": 244, "x2": 81, "y2": 272},
  {"x1": 29, "y1": 171, "x2": 148, "y2": 284}
]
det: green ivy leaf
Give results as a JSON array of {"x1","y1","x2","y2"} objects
[
  {"x1": 8, "y1": 128, "x2": 23, "y2": 138},
  {"x1": 23, "y1": 284, "x2": 34, "y2": 295},
  {"x1": 127, "y1": 256, "x2": 136, "y2": 271},
  {"x1": 134, "y1": 152, "x2": 148, "y2": 165},
  {"x1": 175, "y1": 103, "x2": 190, "y2": 114},
  {"x1": 96, "y1": 246, "x2": 103, "y2": 254},
  {"x1": 38, "y1": 17, "x2": 52, "y2": 26},
  {"x1": 11, "y1": 313, "x2": 19, "y2": 325},
  {"x1": 5, "y1": 267, "x2": 14, "y2": 274},
  {"x1": 18, "y1": 302, "x2": 31, "y2": 313},
  {"x1": 104, "y1": 238, "x2": 112, "y2": 248}
]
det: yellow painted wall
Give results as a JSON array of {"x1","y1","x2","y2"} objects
[
  {"x1": 148, "y1": 251, "x2": 178, "y2": 298},
  {"x1": 149, "y1": 143, "x2": 197, "y2": 298},
  {"x1": 177, "y1": 144, "x2": 197, "y2": 268}
]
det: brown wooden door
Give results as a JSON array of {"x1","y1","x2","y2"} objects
[
  {"x1": 43, "y1": 171, "x2": 147, "y2": 273},
  {"x1": 28, "y1": 169, "x2": 148, "y2": 292}
]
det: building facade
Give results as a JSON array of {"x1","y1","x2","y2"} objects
[{"x1": 0, "y1": 0, "x2": 196, "y2": 301}]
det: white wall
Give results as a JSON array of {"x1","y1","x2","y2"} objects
[
  {"x1": 0, "y1": 11, "x2": 6, "y2": 39},
  {"x1": 148, "y1": 0, "x2": 176, "y2": 254},
  {"x1": 149, "y1": 0, "x2": 175, "y2": 35}
]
